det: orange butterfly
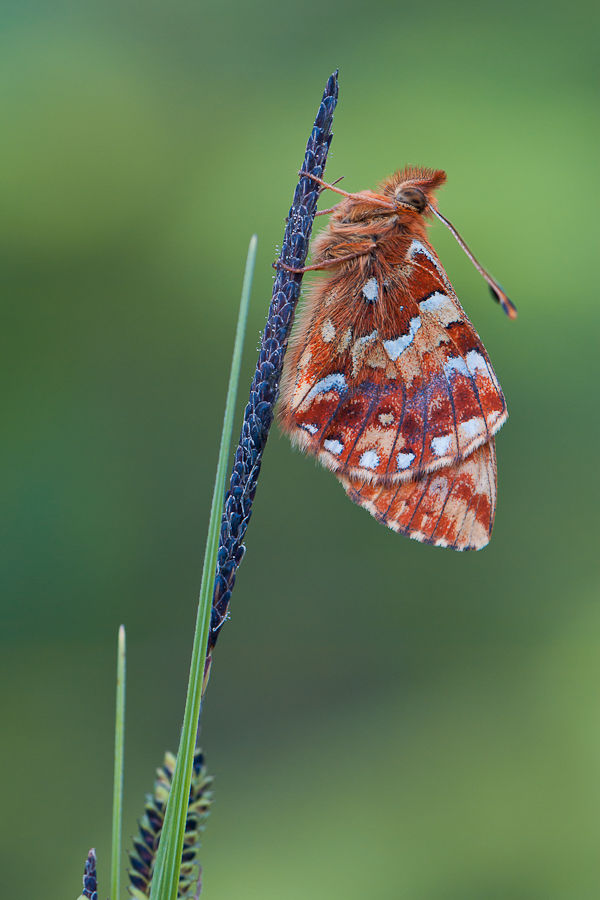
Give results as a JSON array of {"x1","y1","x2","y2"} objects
[{"x1": 278, "y1": 167, "x2": 516, "y2": 551}]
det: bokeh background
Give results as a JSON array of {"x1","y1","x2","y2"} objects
[{"x1": 0, "y1": 0, "x2": 598, "y2": 897}]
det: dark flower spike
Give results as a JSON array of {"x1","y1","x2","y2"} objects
[
  {"x1": 81, "y1": 848, "x2": 98, "y2": 900},
  {"x1": 127, "y1": 748, "x2": 213, "y2": 899},
  {"x1": 208, "y1": 70, "x2": 339, "y2": 659}
]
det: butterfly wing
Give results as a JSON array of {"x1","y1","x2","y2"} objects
[
  {"x1": 279, "y1": 239, "x2": 506, "y2": 483},
  {"x1": 338, "y1": 439, "x2": 497, "y2": 551}
]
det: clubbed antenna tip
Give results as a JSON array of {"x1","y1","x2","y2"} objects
[{"x1": 489, "y1": 283, "x2": 518, "y2": 319}]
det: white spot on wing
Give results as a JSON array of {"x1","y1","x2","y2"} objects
[
  {"x1": 419, "y1": 291, "x2": 451, "y2": 313},
  {"x1": 351, "y1": 330, "x2": 379, "y2": 376},
  {"x1": 359, "y1": 450, "x2": 380, "y2": 470},
  {"x1": 301, "y1": 423, "x2": 318, "y2": 435},
  {"x1": 397, "y1": 451, "x2": 415, "y2": 470},
  {"x1": 357, "y1": 329, "x2": 378, "y2": 346},
  {"x1": 305, "y1": 373, "x2": 346, "y2": 403},
  {"x1": 466, "y1": 350, "x2": 488, "y2": 375},
  {"x1": 459, "y1": 417, "x2": 485, "y2": 440},
  {"x1": 431, "y1": 434, "x2": 452, "y2": 457},
  {"x1": 443, "y1": 356, "x2": 470, "y2": 378},
  {"x1": 323, "y1": 439, "x2": 343, "y2": 455},
  {"x1": 362, "y1": 278, "x2": 379, "y2": 302},
  {"x1": 409, "y1": 240, "x2": 438, "y2": 266},
  {"x1": 338, "y1": 327, "x2": 352, "y2": 351},
  {"x1": 383, "y1": 316, "x2": 422, "y2": 360},
  {"x1": 321, "y1": 319, "x2": 335, "y2": 343}
]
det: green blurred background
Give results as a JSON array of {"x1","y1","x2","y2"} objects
[{"x1": 0, "y1": 0, "x2": 598, "y2": 897}]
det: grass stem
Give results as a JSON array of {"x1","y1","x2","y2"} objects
[
  {"x1": 111, "y1": 625, "x2": 126, "y2": 900},
  {"x1": 148, "y1": 234, "x2": 257, "y2": 900}
]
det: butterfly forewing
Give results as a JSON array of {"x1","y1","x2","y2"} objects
[{"x1": 280, "y1": 238, "x2": 506, "y2": 482}]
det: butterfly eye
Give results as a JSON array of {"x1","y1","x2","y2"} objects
[{"x1": 394, "y1": 186, "x2": 427, "y2": 212}]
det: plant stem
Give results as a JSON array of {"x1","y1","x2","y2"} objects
[
  {"x1": 148, "y1": 234, "x2": 257, "y2": 900},
  {"x1": 111, "y1": 625, "x2": 126, "y2": 900}
]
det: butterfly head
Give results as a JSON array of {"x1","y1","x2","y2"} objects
[
  {"x1": 336, "y1": 167, "x2": 447, "y2": 223},
  {"x1": 382, "y1": 166, "x2": 447, "y2": 215},
  {"x1": 393, "y1": 185, "x2": 428, "y2": 212},
  {"x1": 333, "y1": 169, "x2": 446, "y2": 225}
]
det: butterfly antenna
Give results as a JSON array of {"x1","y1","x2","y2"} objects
[{"x1": 428, "y1": 204, "x2": 517, "y2": 319}]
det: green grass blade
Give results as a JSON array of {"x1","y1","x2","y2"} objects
[
  {"x1": 111, "y1": 625, "x2": 126, "y2": 900},
  {"x1": 149, "y1": 234, "x2": 258, "y2": 900}
]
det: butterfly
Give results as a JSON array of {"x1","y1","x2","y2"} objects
[{"x1": 277, "y1": 167, "x2": 516, "y2": 551}]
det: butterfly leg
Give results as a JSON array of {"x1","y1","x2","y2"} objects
[
  {"x1": 273, "y1": 249, "x2": 371, "y2": 274},
  {"x1": 298, "y1": 170, "x2": 354, "y2": 198},
  {"x1": 314, "y1": 205, "x2": 342, "y2": 217}
]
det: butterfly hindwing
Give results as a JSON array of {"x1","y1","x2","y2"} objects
[{"x1": 338, "y1": 439, "x2": 497, "y2": 551}]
